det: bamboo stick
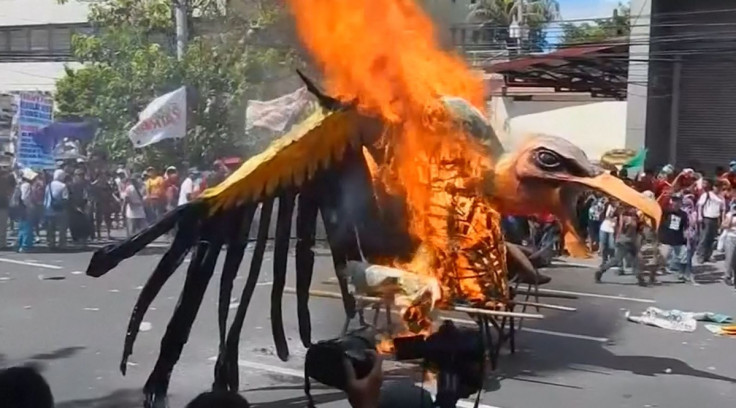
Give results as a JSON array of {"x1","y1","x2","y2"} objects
[
  {"x1": 284, "y1": 287, "x2": 544, "y2": 319},
  {"x1": 511, "y1": 300, "x2": 576, "y2": 312},
  {"x1": 320, "y1": 280, "x2": 574, "y2": 312}
]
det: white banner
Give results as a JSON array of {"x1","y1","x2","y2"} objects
[
  {"x1": 129, "y1": 86, "x2": 187, "y2": 148},
  {"x1": 246, "y1": 87, "x2": 310, "y2": 133}
]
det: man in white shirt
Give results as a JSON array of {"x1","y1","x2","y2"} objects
[
  {"x1": 697, "y1": 179, "x2": 725, "y2": 263},
  {"x1": 598, "y1": 199, "x2": 618, "y2": 265},
  {"x1": 178, "y1": 168, "x2": 201, "y2": 206}
]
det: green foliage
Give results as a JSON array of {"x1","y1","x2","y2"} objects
[
  {"x1": 467, "y1": 0, "x2": 560, "y2": 27},
  {"x1": 559, "y1": 3, "x2": 631, "y2": 46},
  {"x1": 55, "y1": 0, "x2": 299, "y2": 168}
]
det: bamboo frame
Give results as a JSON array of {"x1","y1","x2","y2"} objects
[{"x1": 283, "y1": 287, "x2": 545, "y2": 319}]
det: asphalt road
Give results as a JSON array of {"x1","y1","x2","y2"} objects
[{"x1": 2, "y1": 243, "x2": 736, "y2": 408}]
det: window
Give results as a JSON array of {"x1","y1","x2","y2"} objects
[
  {"x1": 30, "y1": 28, "x2": 50, "y2": 51},
  {"x1": 9, "y1": 29, "x2": 28, "y2": 51},
  {"x1": 51, "y1": 27, "x2": 72, "y2": 52},
  {"x1": 0, "y1": 31, "x2": 8, "y2": 52}
]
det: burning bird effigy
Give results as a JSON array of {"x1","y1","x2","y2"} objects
[{"x1": 85, "y1": 0, "x2": 661, "y2": 406}]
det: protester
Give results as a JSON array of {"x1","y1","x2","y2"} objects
[
  {"x1": 682, "y1": 194, "x2": 700, "y2": 276},
  {"x1": 721, "y1": 201, "x2": 736, "y2": 288},
  {"x1": 207, "y1": 160, "x2": 230, "y2": 188},
  {"x1": 696, "y1": 178, "x2": 725, "y2": 263},
  {"x1": 30, "y1": 174, "x2": 45, "y2": 242},
  {"x1": 164, "y1": 166, "x2": 180, "y2": 213},
  {"x1": 14, "y1": 169, "x2": 37, "y2": 252},
  {"x1": 144, "y1": 167, "x2": 165, "y2": 222},
  {"x1": 659, "y1": 193, "x2": 695, "y2": 284},
  {"x1": 598, "y1": 198, "x2": 617, "y2": 264},
  {"x1": 0, "y1": 166, "x2": 16, "y2": 249},
  {"x1": 45, "y1": 169, "x2": 69, "y2": 249},
  {"x1": 68, "y1": 168, "x2": 91, "y2": 244},
  {"x1": 587, "y1": 194, "x2": 605, "y2": 251},
  {"x1": 90, "y1": 171, "x2": 116, "y2": 240},
  {"x1": 179, "y1": 167, "x2": 203, "y2": 206},
  {"x1": 596, "y1": 206, "x2": 641, "y2": 284},
  {"x1": 123, "y1": 174, "x2": 147, "y2": 236}
]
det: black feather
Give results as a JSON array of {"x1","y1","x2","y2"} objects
[
  {"x1": 119, "y1": 215, "x2": 199, "y2": 375},
  {"x1": 295, "y1": 185, "x2": 319, "y2": 348},
  {"x1": 272, "y1": 191, "x2": 295, "y2": 361},
  {"x1": 218, "y1": 198, "x2": 275, "y2": 392},
  {"x1": 142, "y1": 212, "x2": 228, "y2": 408}
]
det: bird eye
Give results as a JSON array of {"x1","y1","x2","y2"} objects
[{"x1": 535, "y1": 150, "x2": 562, "y2": 170}]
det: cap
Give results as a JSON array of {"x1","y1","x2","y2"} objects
[{"x1": 165, "y1": 166, "x2": 177, "y2": 173}]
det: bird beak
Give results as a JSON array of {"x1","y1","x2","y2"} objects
[{"x1": 563, "y1": 173, "x2": 662, "y2": 257}]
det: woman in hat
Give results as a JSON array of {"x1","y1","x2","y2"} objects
[{"x1": 15, "y1": 169, "x2": 38, "y2": 252}]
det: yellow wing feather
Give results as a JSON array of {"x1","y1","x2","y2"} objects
[{"x1": 200, "y1": 108, "x2": 364, "y2": 213}]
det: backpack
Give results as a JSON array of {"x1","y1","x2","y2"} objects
[
  {"x1": 47, "y1": 185, "x2": 67, "y2": 212},
  {"x1": 9, "y1": 184, "x2": 26, "y2": 220},
  {"x1": 588, "y1": 201, "x2": 604, "y2": 221}
]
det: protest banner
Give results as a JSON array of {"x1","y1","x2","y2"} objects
[
  {"x1": 16, "y1": 93, "x2": 55, "y2": 170},
  {"x1": 129, "y1": 87, "x2": 187, "y2": 148},
  {"x1": 246, "y1": 87, "x2": 310, "y2": 132}
]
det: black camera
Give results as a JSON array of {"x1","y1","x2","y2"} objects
[
  {"x1": 304, "y1": 326, "x2": 377, "y2": 392},
  {"x1": 394, "y1": 320, "x2": 485, "y2": 408}
]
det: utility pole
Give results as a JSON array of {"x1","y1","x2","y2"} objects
[
  {"x1": 174, "y1": 0, "x2": 188, "y2": 60},
  {"x1": 517, "y1": 0, "x2": 524, "y2": 26}
]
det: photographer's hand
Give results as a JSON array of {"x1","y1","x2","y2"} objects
[{"x1": 344, "y1": 350, "x2": 383, "y2": 408}]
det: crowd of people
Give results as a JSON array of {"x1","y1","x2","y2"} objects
[
  {"x1": 505, "y1": 162, "x2": 736, "y2": 288},
  {"x1": 0, "y1": 159, "x2": 232, "y2": 252}
]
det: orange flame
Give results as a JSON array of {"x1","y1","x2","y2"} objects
[{"x1": 288, "y1": 0, "x2": 508, "y2": 332}]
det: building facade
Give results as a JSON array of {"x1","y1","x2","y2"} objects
[
  {"x1": 0, "y1": 0, "x2": 91, "y2": 92},
  {"x1": 629, "y1": 0, "x2": 736, "y2": 171}
]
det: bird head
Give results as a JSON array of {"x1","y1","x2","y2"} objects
[{"x1": 489, "y1": 135, "x2": 662, "y2": 257}]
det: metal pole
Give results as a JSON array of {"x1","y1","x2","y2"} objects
[
  {"x1": 517, "y1": 0, "x2": 524, "y2": 25},
  {"x1": 175, "y1": 0, "x2": 188, "y2": 60},
  {"x1": 668, "y1": 56, "x2": 682, "y2": 166}
]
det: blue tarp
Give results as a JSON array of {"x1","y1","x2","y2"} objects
[{"x1": 33, "y1": 120, "x2": 97, "y2": 153}]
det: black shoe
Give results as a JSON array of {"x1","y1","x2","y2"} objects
[{"x1": 595, "y1": 270, "x2": 603, "y2": 283}]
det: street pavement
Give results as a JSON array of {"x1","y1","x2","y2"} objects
[{"x1": 1, "y1": 242, "x2": 736, "y2": 408}]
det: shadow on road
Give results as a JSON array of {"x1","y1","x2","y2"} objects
[
  {"x1": 56, "y1": 389, "x2": 142, "y2": 408},
  {"x1": 492, "y1": 305, "x2": 736, "y2": 390},
  {"x1": 29, "y1": 346, "x2": 86, "y2": 362}
]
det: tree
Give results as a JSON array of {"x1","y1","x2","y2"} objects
[
  {"x1": 466, "y1": 0, "x2": 560, "y2": 51},
  {"x1": 559, "y1": 3, "x2": 631, "y2": 46},
  {"x1": 55, "y1": 0, "x2": 301, "y2": 168},
  {"x1": 467, "y1": 0, "x2": 560, "y2": 26}
]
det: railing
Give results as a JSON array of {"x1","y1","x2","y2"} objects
[{"x1": 448, "y1": 23, "x2": 548, "y2": 67}]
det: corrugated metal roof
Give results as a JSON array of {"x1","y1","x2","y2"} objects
[{"x1": 486, "y1": 44, "x2": 621, "y2": 73}]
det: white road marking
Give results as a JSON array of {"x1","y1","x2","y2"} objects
[
  {"x1": 0, "y1": 257, "x2": 63, "y2": 270},
  {"x1": 442, "y1": 317, "x2": 609, "y2": 342},
  {"x1": 210, "y1": 358, "x2": 502, "y2": 408},
  {"x1": 534, "y1": 288, "x2": 656, "y2": 303}
]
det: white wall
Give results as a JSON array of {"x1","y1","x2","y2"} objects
[
  {"x1": 0, "y1": 0, "x2": 89, "y2": 26},
  {"x1": 0, "y1": 62, "x2": 81, "y2": 92},
  {"x1": 488, "y1": 96, "x2": 628, "y2": 161}
]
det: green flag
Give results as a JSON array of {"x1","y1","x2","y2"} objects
[{"x1": 623, "y1": 148, "x2": 647, "y2": 169}]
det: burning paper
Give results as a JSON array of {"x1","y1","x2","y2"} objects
[{"x1": 344, "y1": 261, "x2": 441, "y2": 308}]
